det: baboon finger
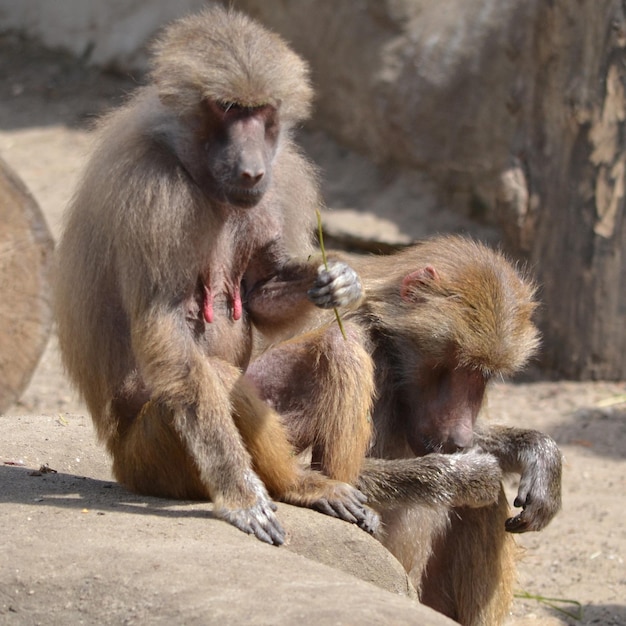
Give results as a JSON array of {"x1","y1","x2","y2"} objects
[
  {"x1": 219, "y1": 502, "x2": 286, "y2": 545},
  {"x1": 326, "y1": 500, "x2": 359, "y2": 524},
  {"x1": 505, "y1": 510, "x2": 532, "y2": 533},
  {"x1": 311, "y1": 498, "x2": 341, "y2": 519},
  {"x1": 251, "y1": 515, "x2": 286, "y2": 545},
  {"x1": 308, "y1": 262, "x2": 362, "y2": 308}
]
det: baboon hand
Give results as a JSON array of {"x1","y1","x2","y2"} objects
[
  {"x1": 312, "y1": 482, "x2": 380, "y2": 535},
  {"x1": 506, "y1": 441, "x2": 562, "y2": 533},
  {"x1": 215, "y1": 471, "x2": 286, "y2": 545},
  {"x1": 450, "y1": 450, "x2": 503, "y2": 508},
  {"x1": 308, "y1": 261, "x2": 362, "y2": 309},
  {"x1": 218, "y1": 497, "x2": 286, "y2": 546}
]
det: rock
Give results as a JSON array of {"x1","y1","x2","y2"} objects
[{"x1": 1, "y1": 413, "x2": 456, "y2": 625}]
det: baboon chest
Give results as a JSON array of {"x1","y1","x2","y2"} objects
[{"x1": 187, "y1": 215, "x2": 279, "y2": 366}]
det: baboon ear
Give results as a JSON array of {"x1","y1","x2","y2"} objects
[{"x1": 400, "y1": 265, "x2": 440, "y2": 302}]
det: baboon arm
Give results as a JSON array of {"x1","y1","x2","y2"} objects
[
  {"x1": 247, "y1": 252, "x2": 362, "y2": 334},
  {"x1": 358, "y1": 452, "x2": 503, "y2": 510},
  {"x1": 474, "y1": 425, "x2": 562, "y2": 532},
  {"x1": 246, "y1": 258, "x2": 319, "y2": 330},
  {"x1": 129, "y1": 307, "x2": 264, "y2": 503}
]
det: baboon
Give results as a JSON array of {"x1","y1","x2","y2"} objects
[
  {"x1": 347, "y1": 236, "x2": 562, "y2": 625},
  {"x1": 55, "y1": 7, "x2": 382, "y2": 546},
  {"x1": 56, "y1": 8, "x2": 509, "y2": 549},
  {"x1": 251, "y1": 236, "x2": 562, "y2": 624}
]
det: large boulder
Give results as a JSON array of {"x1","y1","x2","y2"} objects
[{"x1": 0, "y1": 413, "x2": 458, "y2": 625}]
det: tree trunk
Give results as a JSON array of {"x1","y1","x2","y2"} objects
[
  {"x1": 0, "y1": 156, "x2": 54, "y2": 412},
  {"x1": 509, "y1": 1, "x2": 626, "y2": 379}
]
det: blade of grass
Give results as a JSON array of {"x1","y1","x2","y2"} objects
[
  {"x1": 515, "y1": 591, "x2": 583, "y2": 620},
  {"x1": 316, "y1": 209, "x2": 347, "y2": 340}
]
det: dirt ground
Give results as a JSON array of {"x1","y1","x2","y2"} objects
[{"x1": 0, "y1": 35, "x2": 625, "y2": 625}]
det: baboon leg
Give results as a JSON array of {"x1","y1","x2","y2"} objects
[
  {"x1": 231, "y1": 363, "x2": 378, "y2": 530},
  {"x1": 110, "y1": 401, "x2": 208, "y2": 500},
  {"x1": 247, "y1": 321, "x2": 375, "y2": 484},
  {"x1": 109, "y1": 357, "x2": 303, "y2": 502},
  {"x1": 420, "y1": 487, "x2": 517, "y2": 626},
  {"x1": 111, "y1": 362, "x2": 376, "y2": 530}
]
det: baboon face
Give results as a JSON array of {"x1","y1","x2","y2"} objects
[
  {"x1": 403, "y1": 359, "x2": 487, "y2": 455},
  {"x1": 148, "y1": 6, "x2": 313, "y2": 212},
  {"x1": 381, "y1": 238, "x2": 538, "y2": 455},
  {"x1": 194, "y1": 99, "x2": 280, "y2": 208}
]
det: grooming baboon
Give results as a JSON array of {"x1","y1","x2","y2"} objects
[
  {"x1": 252, "y1": 235, "x2": 562, "y2": 624},
  {"x1": 55, "y1": 7, "x2": 383, "y2": 545},
  {"x1": 347, "y1": 236, "x2": 561, "y2": 625}
]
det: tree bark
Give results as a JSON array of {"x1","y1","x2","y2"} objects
[
  {"x1": 510, "y1": 1, "x2": 626, "y2": 379},
  {"x1": 0, "y1": 156, "x2": 54, "y2": 412}
]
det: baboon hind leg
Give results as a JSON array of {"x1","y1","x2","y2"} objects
[
  {"x1": 247, "y1": 321, "x2": 375, "y2": 484},
  {"x1": 110, "y1": 401, "x2": 208, "y2": 500},
  {"x1": 420, "y1": 487, "x2": 517, "y2": 626},
  {"x1": 232, "y1": 363, "x2": 379, "y2": 532}
]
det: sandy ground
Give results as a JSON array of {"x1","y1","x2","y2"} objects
[{"x1": 0, "y1": 34, "x2": 625, "y2": 625}]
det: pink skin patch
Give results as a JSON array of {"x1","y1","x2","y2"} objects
[
  {"x1": 203, "y1": 284, "x2": 214, "y2": 324},
  {"x1": 232, "y1": 284, "x2": 242, "y2": 321},
  {"x1": 202, "y1": 282, "x2": 242, "y2": 323},
  {"x1": 400, "y1": 265, "x2": 440, "y2": 301}
]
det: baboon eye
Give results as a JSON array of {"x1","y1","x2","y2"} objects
[
  {"x1": 217, "y1": 101, "x2": 240, "y2": 113},
  {"x1": 217, "y1": 101, "x2": 266, "y2": 116}
]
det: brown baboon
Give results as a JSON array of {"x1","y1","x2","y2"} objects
[
  {"x1": 252, "y1": 235, "x2": 562, "y2": 624},
  {"x1": 352, "y1": 236, "x2": 562, "y2": 625},
  {"x1": 55, "y1": 7, "x2": 381, "y2": 545},
  {"x1": 56, "y1": 7, "x2": 508, "y2": 549}
]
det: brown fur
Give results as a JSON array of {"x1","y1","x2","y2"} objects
[
  {"x1": 340, "y1": 236, "x2": 561, "y2": 625},
  {"x1": 54, "y1": 7, "x2": 377, "y2": 545},
  {"x1": 246, "y1": 321, "x2": 374, "y2": 484}
]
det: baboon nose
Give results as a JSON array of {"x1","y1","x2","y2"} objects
[
  {"x1": 240, "y1": 168, "x2": 265, "y2": 188},
  {"x1": 448, "y1": 430, "x2": 474, "y2": 452}
]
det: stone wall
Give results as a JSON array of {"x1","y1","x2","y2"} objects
[{"x1": 0, "y1": 0, "x2": 201, "y2": 68}]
